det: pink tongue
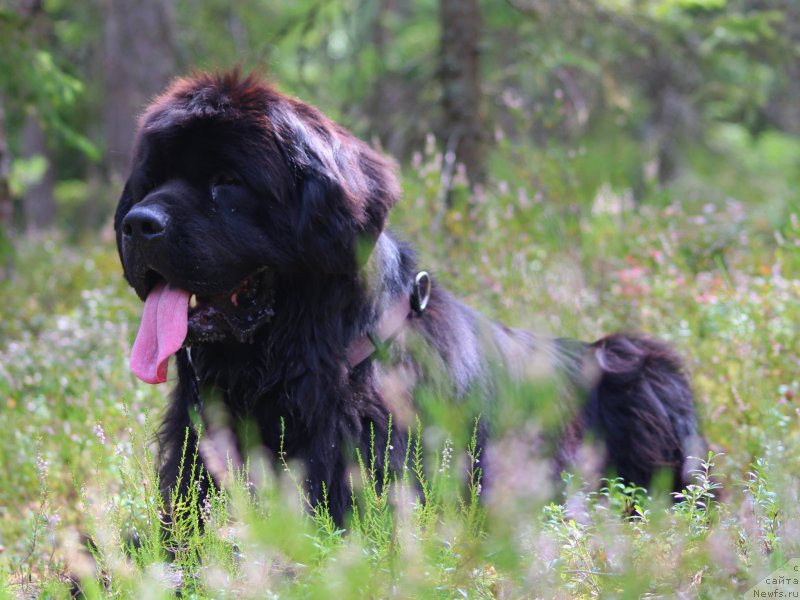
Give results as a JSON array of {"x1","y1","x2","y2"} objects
[{"x1": 130, "y1": 281, "x2": 190, "y2": 384}]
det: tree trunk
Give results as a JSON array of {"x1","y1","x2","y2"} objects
[
  {"x1": 369, "y1": 0, "x2": 416, "y2": 158},
  {"x1": 640, "y1": 51, "x2": 695, "y2": 191},
  {"x1": 16, "y1": 0, "x2": 55, "y2": 230},
  {"x1": 439, "y1": 0, "x2": 485, "y2": 196},
  {"x1": 0, "y1": 101, "x2": 11, "y2": 231},
  {"x1": 761, "y1": 0, "x2": 800, "y2": 134},
  {"x1": 0, "y1": 100, "x2": 12, "y2": 281},
  {"x1": 22, "y1": 115, "x2": 56, "y2": 231},
  {"x1": 103, "y1": 0, "x2": 177, "y2": 180}
]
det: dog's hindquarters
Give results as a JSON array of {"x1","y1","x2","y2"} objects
[
  {"x1": 419, "y1": 300, "x2": 705, "y2": 496},
  {"x1": 576, "y1": 334, "x2": 704, "y2": 492}
]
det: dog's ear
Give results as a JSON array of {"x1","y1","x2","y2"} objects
[{"x1": 295, "y1": 124, "x2": 401, "y2": 273}]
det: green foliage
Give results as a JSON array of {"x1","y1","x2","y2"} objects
[
  {"x1": 9, "y1": 155, "x2": 48, "y2": 197},
  {"x1": 0, "y1": 7, "x2": 97, "y2": 159},
  {"x1": 672, "y1": 452, "x2": 724, "y2": 540},
  {"x1": 742, "y1": 457, "x2": 780, "y2": 555}
]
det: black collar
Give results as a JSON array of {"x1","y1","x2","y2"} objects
[{"x1": 345, "y1": 271, "x2": 430, "y2": 370}]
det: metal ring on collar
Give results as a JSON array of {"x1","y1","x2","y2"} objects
[{"x1": 411, "y1": 271, "x2": 431, "y2": 314}]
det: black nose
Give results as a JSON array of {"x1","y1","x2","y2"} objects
[{"x1": 121, "y1": 205, "x2": 170, "y2": 241}]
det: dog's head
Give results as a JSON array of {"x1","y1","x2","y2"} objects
[{"x1": 114, "y1": 71, "x2": 400, "y2": 381}]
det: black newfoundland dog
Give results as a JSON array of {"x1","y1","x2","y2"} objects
[{"x1": 115, "y1": 71, "x2": 703, "y2": 523}]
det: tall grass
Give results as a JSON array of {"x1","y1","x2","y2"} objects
[{"x1": 1, "y1": 136, "x2": 799, "y2": 597}]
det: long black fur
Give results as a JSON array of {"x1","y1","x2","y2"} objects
[{"x1": 115, "y1": 71, "x2": 703, "y2": 524}]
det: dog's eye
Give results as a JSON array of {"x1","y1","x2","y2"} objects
[
  {"x1": 211, "y1": 173, "x2": 241, "y2": 202},
  {"x1": 212, "y1": 173, "x2": 240, "y2": 187}
]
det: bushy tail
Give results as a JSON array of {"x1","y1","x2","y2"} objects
[{"x1": 586, "y1": 334, "x2": 704, "y2": 492}]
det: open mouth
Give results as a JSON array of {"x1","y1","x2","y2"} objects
[
  {"x1": 130, "y1": 267, "x2": 276, "y2": 384},
  {"x1": 185, "y1": 268, "x2": 276, "y2": 344}
]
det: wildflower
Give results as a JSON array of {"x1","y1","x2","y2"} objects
[{"x1": 93, "y1": 423, "x2": 107, "y2": 445}]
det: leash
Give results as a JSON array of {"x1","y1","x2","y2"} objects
[{"x1": 345, "y1": 271, "x2": 431, "y2": 370}]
